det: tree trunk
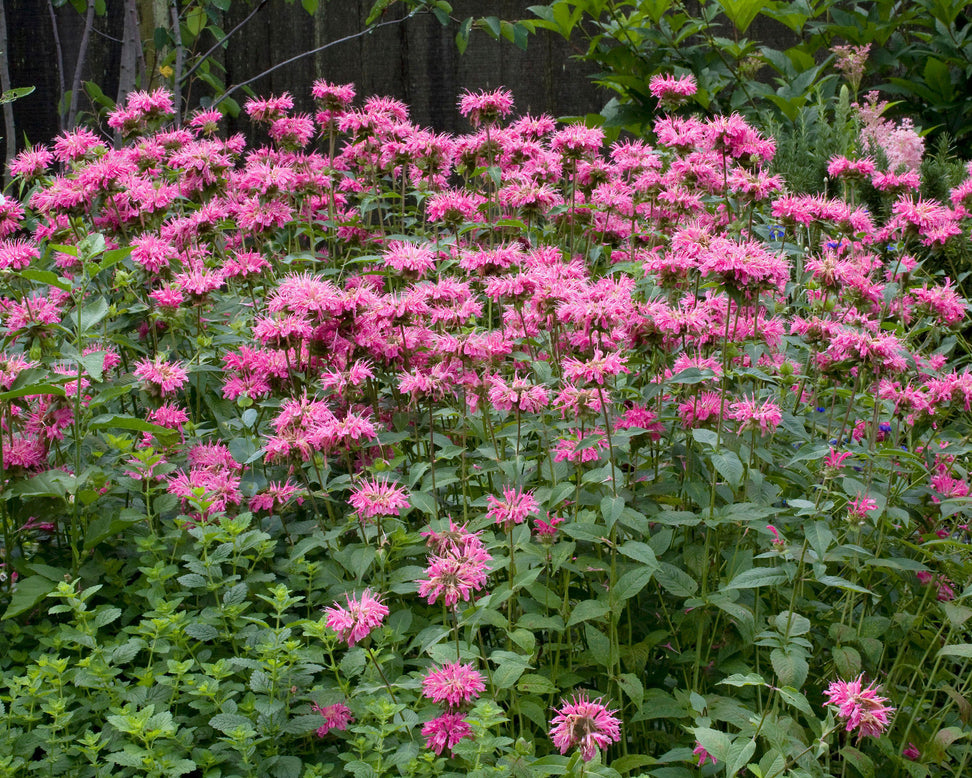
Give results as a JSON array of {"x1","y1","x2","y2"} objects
[
  {"x1": 117, "y1": 0, "x2": 140, "y2": 108},
  {"x1": 67, "y1": 0, "x2": 95, "y2": 130},
  {"x1": 0, "y1": 0, "x2": 15, "y2": 180}
]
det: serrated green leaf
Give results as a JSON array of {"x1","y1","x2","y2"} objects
[
  {"x1": 725, "y1": 567, "x2": 786, "y2": 590},
  {"x1": 185, "y1": 622, "x2": 219, "y2": 641},
  {"x1": 567, "y1": 598, "x2": 609, "y2": 626}
]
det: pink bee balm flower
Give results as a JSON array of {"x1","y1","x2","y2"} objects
[
  {"x1": 458, "y1": 88, "x2": 514, "y2": 127},
  {"x1": 349, "y1": 477, "x2": 410, "y2": 519},
  {"x1": 823, "y1": 675, "x2": 895, "y2": 740},
  {"x1": 486, "y1": 486, "x2": 539, "y2": 529},
  {"x1": 421, "y1": 661, "x2": 486, "y2": 708},
  {"x1": 418, "y1": 543, "x2": 492, "y2": 608},
  {"x1": 133, "y1": 356, "x2": 189, "y2": 397},
  {"x1": 422, "y1": 711, "x2": 474, "y2": 755},
  {"x1": 311, "y1": 702, "x2": 354, "y2": 737},
  {"x1": 324, "y1": 589, "x2": 388, "y2": 647},
  {"x1": 534, "y1": 514, "x2": 565, "y2": 540},
  {"x1": 549, "y1": 692, "x2": 621, "y2": 762},
  {"x1": 649, "y1": 74, "x2": 697, "y2": 107}
]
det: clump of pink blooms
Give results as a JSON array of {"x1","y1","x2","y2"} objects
[
  {"x1": 823, "y1": 675, "x2": 895, "y2": 740},
  {"x1": 549, "y1": 692, "x2": 622, "y2": 762},
  {"x1": 1, "y1": 75, "x2": 971, "y2": 769},
  {"x1": 324, "y1": 589, "x2": 388, "y2": 646}
]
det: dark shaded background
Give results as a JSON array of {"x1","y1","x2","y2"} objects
[{"x1": 3, "y1": 0, "x2": 605, "y2": 153}]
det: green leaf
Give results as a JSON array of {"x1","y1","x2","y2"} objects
[
  {"x1": 491, "y1": 650, "x2": 530, "y2": 688},
  {"x1": 301, "y1": 0, "x2": 318, "y2": 12},
  {"x1": 938, "y1": 643, "x2": 972, "y2": 659},
  {"x1": 517, "y1": 673, "x2": 557, "y2": 694},
  {"x1": 409, "y1": 490, "x2": 435, "y2": 515},
  {"x1": 185, "y1": 4, "x2": 207, "y2": 37},
  {"x1": 711, "y1": 451, "x2": 744, "y2": 489},
  {"x1": 726, "y1": 737, "x2": 757, "y2": 778},
  {"x1": 93, "y1": 606, "x2": 121, "y2": 629},
  {"x1": 619, "y1": 540, "x2": 659, "y2": 568},
  {"x1": 777, "y1": 686, "x2": 814, "y2": 716},
  {"x1": 77, "y1": 296, "x2": 110, "y2": 334},
  {"x1": 455, "y1": 16, "x2": 473, "y2": 54},
  {"x1": 482, "y1": 15, "x2": 501, "y2": 38},
  {"x1": 720, "y1": 672, "x2": 766, "y2": 687},
  {"x1": 840, "y1": 746, "x2": 874, "y2": 777},
  {"x1": 771, "y1": 648, "x2": 808, "y2": 689},
  {"x1": 19, "y1": 269, "x2": 72, "y2": 291},
  {"x1": 600, "y1": 495, "x2": 624, "y2": 531},
  {"x1": 185, "y1": 623, "x2": 219, "y2": 641},
  {"x1": 0, "y1": 383, "x2": 66, "y2": 400},
  {"x1": 611, "y1": 567, "x2": 654, "y2": 603},
  {"x1": 717, "y1": 0, "x2": 767, "y2": 31},
  {"x1": 0, "y1": 85, "x2": 35, "y2": 104},
  {"x1": 209, "y1": 713, "x2": 255, "y2": 735},
  {"x1": 832, "y1": 646, "x2": 862, "y2": 678},
  {"x1": 725, "y1": 567, "x2": 786, "y2": 590},
  {"x1": 816, "y1": 574, "x2": 872, "y2": 594},
  {"x1": 89, "y1": 414, "x2": 173, "y2": 434},
  {"x1": 804, "y1": 521, "x2": 834, "y2": 558},
  {"x1": 692, "y1": 726, "x2": 730, "y2": 762},
  {"x1": 656, "y1": 562, "x2": 698, "y2": 597},
  {"x1": 567, "y1": 598, "x2": 610, "y2": 627},
  {"x1": 2, "y1": 576, "x2": 57, "y2": 620},
  {"x1": 366, "y1": 0, "x2": 394, "y2": 25},
  {"x1": 774, "y1": 611, "x2": 810, "y2": 636},
  {"x1": 618, "y1": 673, "x2": 644, "y2": 707}
]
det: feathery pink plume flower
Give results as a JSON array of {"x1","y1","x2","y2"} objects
[
  {"x1": 349, "y1": 476, "x2": 410, "y2": 519},
  {"x1": 133, "y1": 356, "x2": 189, "y2": 397},
  {"x1": 422, "y1": 711, "x2": 474, "y2": 755},
  {"x1": 823, "y1": 675, "x2": 894, "y2": 740},
  {"x1": 549, "y1": 692, "x2": 621, "y2": 762},
  {"x1": 649, "y1": 73, "x2": 697, "y2": 107},
  {"x1": 421, "y1": 661, "x2": 486, "y2": 708},
  {"x1": 486, "y1": 486, "x2": 539, "y2": 529},
  {"x1": 458, "y1": 88, "x2": 514, "y2": 127},
  {"x1": 324, "y1": 589, "x2": 388, "y2": 647},
  {"x1": 311, "y1": 702, "x2": 354, "y2": 737}
]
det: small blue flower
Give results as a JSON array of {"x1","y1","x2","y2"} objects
[
  {"x1": 768, "y1": 225, "x2": 785, "y2": 240},
  {"x1": 879, "y1": 422, "x2": 891, "y2": 432}
]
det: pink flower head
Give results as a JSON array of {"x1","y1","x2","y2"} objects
[
  {"x1": 324, "y1": 588, "x2": 388, "y2": 647},
  {"x1": 418, "y1": 544, "x2": 492, "y2": 608},
  {"x1": 549, "y1": 692, "x2": 622, "y2": 762},
  {"x1": 245, "y1": 92, "x2": 294, "y2": 123},
  {"x1": 823, "y1": 675, "x2": 895, "y2": 740},
  {"x1": 649, "y1": 74, "x2": 697, "y2": 107},
  {"x1": 486, "y1": 486, "x2": 539, "y2": 529},
  {"x1": 458, "y1": 88, "x2": 514, "y2": 127},
  {"x1": 422, "y1": 711, "x2": 474, "y2": 755},
  {"x1": 311, "y1": 702, "x2": 354, "y2": 737},
  {"x1": 824, "y1": 448, "x2": 852, "y2": 470},
  {"x1": 421, "y1": 661, "x2": 486, "y2": 708},
  {"x1": 693, "y1": 742, "x2": 717, "y2": 766},
  {"x1": 729, "y1": 396, "x2": 782, "y2": 435},
  {"x1": 848, "y1": 494, "x2": 878, "y2": 523},
  {"x1": 534, "y1": 514, "x2": 565, "y2": 541},
  {"x1": 903, "y1": 743, "x2": 920, "y2": 761},
  {"x1": 133, "y1": 356, "x2": 189, "y2": 397},
  {"x1": 349, "y1": 476, "x2": 410, "y2": 519},
  {"x1": 312, "y1": 79, "x2": 356, "y2": 111}
]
